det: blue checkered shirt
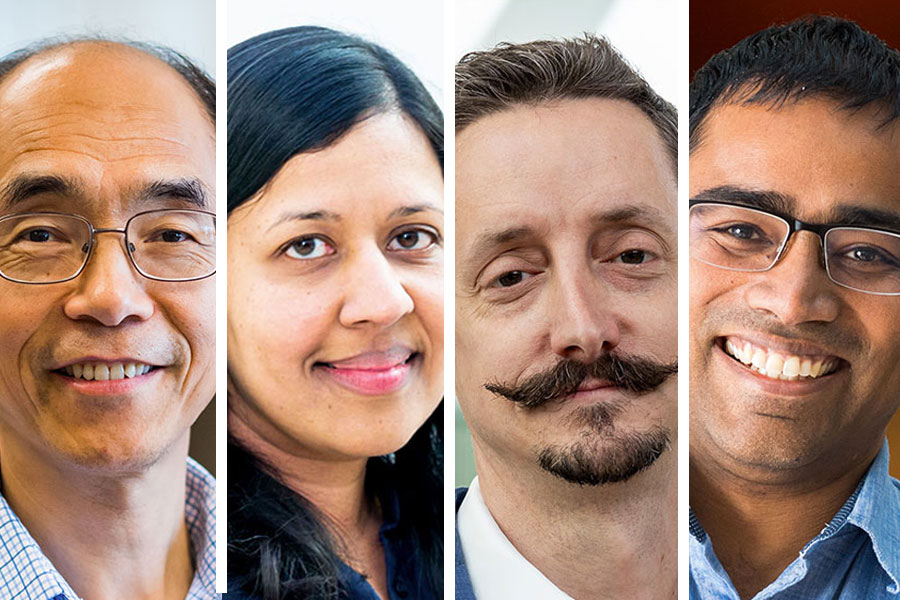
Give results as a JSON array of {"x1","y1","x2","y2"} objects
[
  {"x1": 690, "y1": 439, "x2": 900, "y2": 599},
  {"x1": 0, "y1": 458, "x2": 217, "y2": 600}
]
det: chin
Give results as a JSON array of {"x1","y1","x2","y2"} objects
[{"x1": 50, "y1": 431, "x2": 173, "y2": 474}]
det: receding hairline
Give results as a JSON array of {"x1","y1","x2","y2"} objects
[{"x1": 0, "y1": 36, "x2": 215, "y2": 124}]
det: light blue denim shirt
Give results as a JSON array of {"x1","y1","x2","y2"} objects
[{"x1": 690, "y1": 439, "x2": 900, "y2": 599}]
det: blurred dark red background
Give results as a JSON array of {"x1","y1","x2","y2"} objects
[{"x1": 690, "y1": 0, "x2": 900, "y2": 77}]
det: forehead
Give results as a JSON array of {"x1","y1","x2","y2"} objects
[
  {"x1": 0, "y1": 44, "x2": 214, "y2": 214},
  {"x1": 455, "y1": 98, "x2": 675, "y2": 244},
  {"x1": 690, "y1": 100, "x2": 900, "y2": 216},
  {"x1": 230, "y1": 112, "x2": 442, "y2": 227}
]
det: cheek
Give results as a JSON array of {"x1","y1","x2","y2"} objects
[
  {"x1": 0, "y1": 286, "x2": 59, "y2": 376},
  {"x1": 227, "y1": 264, "x2": 338, "y2": 389},
  {"x1": 170, "y1": 281, "x2": 216, "y2": 366},
  {"x1": 408, "y1": 270, "x2": 444, "y2": 356}
]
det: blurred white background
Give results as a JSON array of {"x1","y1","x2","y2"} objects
[
  {"x1": 228, "y1": 0, "x2": 443, "y2": 106},
  {"x1": 0, "y1": 0, "x2": 215, "y2": 77},
  {"x1": 457, "y1": 0, "x2": 677, "y2": 106}
]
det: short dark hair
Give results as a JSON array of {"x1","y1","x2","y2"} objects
[
  {"x1": 456, "y1": 34, "x2": 677, "y2": 169},
  {"x1": 0, "y1": 37, "x2": 215, "y2": 123},
  {"x1": 690, "y1": 16, "x2": 900, "y2": 150},
  {"x1": 227, "y1": 26, "x2": 442, "y2": 214}
]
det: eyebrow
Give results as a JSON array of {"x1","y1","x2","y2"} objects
[
  {"x1": 1, "y1": 174, "x2": 211, "y2": 211},
  {"x1": 389, "y1": 203, "x2": 443, "y2": 218},
  {"x1": 832, "y1": 205, "x2": 900, "y2": 233},
  {"x1": 0, "y1": 174, "x2": 83, "y2": 210},
  {"x1": 268, "y1": 203, "x2": 442, "y2": 232},
  {"x1": 690, "y1": 185, "x2": 796, "y2": 215},
  {"x1": 267, "y1": 209, "x2": 342, "y2": 232},
  {"x1": 466, "y1": 204, "x2": 672, "y2": 267},
  {"x1": 693, "y1": 185, "x2": 900, "y2": 232},
  {"x1": 137, "y1": 178, "x2": 210, "y2": 209}
]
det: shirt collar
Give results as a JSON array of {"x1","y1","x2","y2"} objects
[
  {"x1": 846, "y1": 439, "x2": 900, "y2": 593},
  {"x1": 0, "y1": 457, "x2": 218, "y2": 600},
  {"x1": 457, "y1": 476, "x2": 573, "y2": 600},
  {"x1": 690, "y1": 439, "x2": 900, "y2": 593}
]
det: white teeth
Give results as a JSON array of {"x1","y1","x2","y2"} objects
[
  {"x1": 783, "y1": 357, "x2": 800, "y2": 378},
  {"x1": 62, "y1": 362, "x2": 153, "y2": 381},
  {"x1": 723, "y1": 338, "x2": 837, "y2": 381},
  {"x1": 764, "y1": 353, "x2": 784, "y2": 377},
  {"x1": 94, "y1": 364, "x2": 110, "y2": 381}
]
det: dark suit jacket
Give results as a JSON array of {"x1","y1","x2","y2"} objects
[{"x1": 456, "y1": 487, "x2": 476, "y2": 600}]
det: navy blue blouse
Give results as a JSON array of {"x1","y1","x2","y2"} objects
[{"x1": 227, "y1": 484, "x2": 436, "y2": 600}]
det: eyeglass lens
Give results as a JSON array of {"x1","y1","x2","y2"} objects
[
  {"x1": 690, "y1": 203, "x2": 900, "y2": 294},
  {"x1": 0, "y1": 211, "x2": 215, "y2": 283}
]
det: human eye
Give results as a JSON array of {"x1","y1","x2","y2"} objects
[
  {"x1": 17, "y1": 227, "x2": 60, "y2": 243},
  {"x1": 611, "y1": 248, "x2": 658, "y2": 265},
  {"x1": 283, "y1": 235, "x2": 336, "y2": 260},
  {"x1": 710, "y1": 222, "x2": 766, "y2": 241},
  {"x1": 490, "y1": 270, "x2": 534, "y2": 288},
  {"x1": 386, "y1": 226, "x2": 441, "y2": 252},
  {"x1": 149, "y1": 229, "x2": 193, "y2": 243},
  {"x1": 835, "y1": 244, "x2": 900, "y2": 268}
]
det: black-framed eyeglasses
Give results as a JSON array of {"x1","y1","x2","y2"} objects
[
  {"x1": 0, "y1": 209, "x2": 216, "y2": 284},
  {"x1": 689, "y1": 200, "x2": 900, "y2": 296}
]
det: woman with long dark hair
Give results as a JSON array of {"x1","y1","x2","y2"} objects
[{"x1": 226, "y1": 26, "x2": 443, "y2": 600}]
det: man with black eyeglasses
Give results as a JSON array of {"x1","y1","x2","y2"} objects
[
  {"x1": 0, "y1": 39, "x2": 216, "y2": 599},
  {"x1": 689, "y1": 16, "x2": 900, "y2": 600}
]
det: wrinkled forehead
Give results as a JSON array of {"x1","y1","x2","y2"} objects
[
  {"x1": 0, "y1": 43, "x2": 215, "y2": 218},
  {"x1": 455, "y1": 99, "x2": 676, "y2": 254}
]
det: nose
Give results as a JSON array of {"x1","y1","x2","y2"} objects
[
  {"x1": 745, "y1": 231, "x2": 840, "y2": 325},
  {"x1": 338, "y1": 246, "x2": 414, "y2": 328},
  {"x1": 548, "y1": 261, "x2": 621, "y2": 362},
  {"x1": 63, "y1": 234, "x2": 155, "y2": 326}
]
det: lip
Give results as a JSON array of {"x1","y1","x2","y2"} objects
[
  {"x1": 52, "y1": 367, "x2": 161, "y2": 396},
  {"x1": 714, "y1": 341, "x2": 845, "y2": 398},
  {"x1": 315, "y1": 352, "x2": 418, "y2": 396}
]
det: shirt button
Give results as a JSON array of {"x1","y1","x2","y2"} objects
[{"x1": 394, "y1": 581, "x2": 409, "y2": 598}]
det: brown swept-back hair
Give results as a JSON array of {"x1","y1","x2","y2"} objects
[{"x1": 456, "y1": 34, "x2": 676, "y2": 170}]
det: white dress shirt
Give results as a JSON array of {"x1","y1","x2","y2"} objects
[{"x1": 458, "y1": 476, "x2": 573, "y2": 600}]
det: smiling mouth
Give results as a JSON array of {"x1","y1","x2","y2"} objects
[
  {"x1": 316, "y1": 351, "x2": 420, "y2": 371},
  {"x1": 719, "y1": 337, "x2": 842, "y2": 381},
  {"x1": 55, "y1": 362, "x2": 158, "y2": 382}
]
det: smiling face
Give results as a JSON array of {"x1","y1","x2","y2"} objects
[
  {"x1": 456, "y1": 98, "x2": 677, "y2": 485},
  {"x1": 690, "y1": 98, "x2": 900, "y2": 480},
  {"x1": 227, "y1": 112, "x2": 444, "y2": 461},
  {"x1": 0, "y1": 43, "x2": 216, "y2": 472}
]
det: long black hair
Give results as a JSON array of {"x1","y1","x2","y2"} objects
[{"x1": 226, "y1": 26, "x2": 443, "y2": 600}]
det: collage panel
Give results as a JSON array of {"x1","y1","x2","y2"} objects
[
  {"x1": 454, "y1": 1, "x2": 679, "y2": 598},
  {"x1": 0, "y1": 1, "x2": 217, "y2": 598},
  {"x1": 688, "y1": 3, "x2": 900, "y2": 599},
  {"x1": 225, "y1": 1, "x2": 444, "y2": 599}
]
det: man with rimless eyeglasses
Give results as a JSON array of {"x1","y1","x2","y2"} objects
[
  {"x1": 689, "y1": 16, "x2": 900, "y2": 600},
  {"x1": 0, "y1": 39, "x2": 216, "y2": 599}
]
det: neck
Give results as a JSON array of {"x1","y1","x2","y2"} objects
[
  {"x1": 689, "y1": 443, "x2": 878, "y2": 599},
  {"x1": 229, "y1": 411, "x2": 389, "y2": 599},
  {"x1": 475, "y1": 444, "x2": 677, "y2": 600},
  {"x1": 0, "y1": 434, "x2": 193, "y2": 600}
]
